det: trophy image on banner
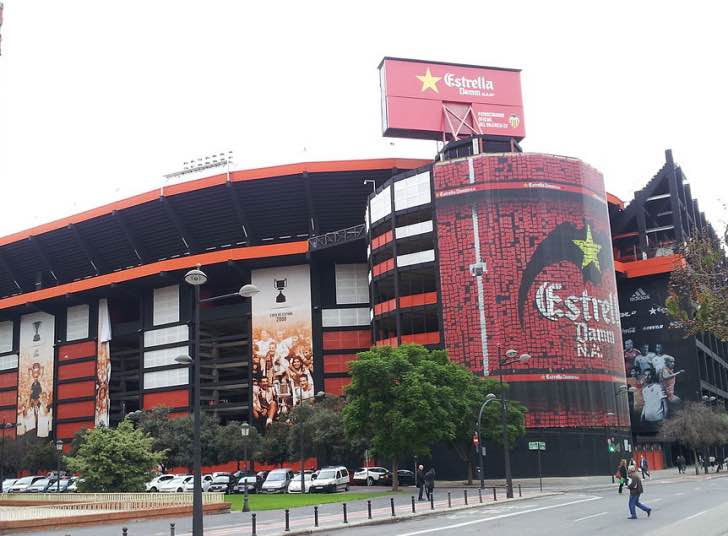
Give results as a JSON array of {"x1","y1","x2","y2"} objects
[
  {"x1": 32, "y1": 321, "x2": 41, "y2": 342},
  {"x1": 274, "y1": 278, "x2": 287, "y2": 303}
]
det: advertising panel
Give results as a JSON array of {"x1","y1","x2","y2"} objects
[
  {"x1": 17, "y1": 312, "x2": 55, "y2": 437},
  {"x1": 251, "y1": 265, "x2": 313, "y2": 430},
  {"x1": 379, "y1": 57, "x2": 525, "y2": 140},
  {"x1": 434, "y1": 153, "x2": 628, "y2": 428},
  {"x1": 619, "y1": 275, "x2": 698, "y2": 433},
  {"x1": 95, "y1": 298, "x2": 111, "y2": 427}
]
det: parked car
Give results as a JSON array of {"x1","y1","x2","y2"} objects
[
  {"x1": 159, "y1": 476, "x2": 192, "y2": 493},
  {"x1": 309, "y1": 466, "x2": 350, "y2": 493},
  {"x1": 47, "y1": 477, "x2": 75, "y2": 493},
  {"x1": 232, "y1": 472, "x2": 260, "y2": 494},
  {"x1": 146, "y1": 474, "x2": 176, "y2": 492},
  {"x1": 353, "y1": 467, "x2": 391, "y2": 486},
  {"x1": 183, "y1": 474, "x2": 214, "y2": 492},
  {"x1": 25, "y1": 478, "x2": 59, "y2": 493},
  {"x1": 287, "y1": 471, "x2": 315, "y2": 494},
  {"x1": 66, "y1": 478, "x2": 82, "y2": 492},
  {"x1": 2, "y1": 479, "x2": 17, "y2": 493},
  {"x1": 8, "y1": 476, "x2": 44, "y2": 493},
  {"x1": 396, "y1": 470, "x2": 415, "y2": 486},
  {"x1": 208, "y1": 474, "x2": 237, "y2": 494},
  {"x1": 260, "y1": 469, "x2": 294, "y2": 494}
]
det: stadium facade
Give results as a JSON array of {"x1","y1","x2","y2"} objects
[{"x1": 0, "y1": 60, "x2": 725, "y2": 478}]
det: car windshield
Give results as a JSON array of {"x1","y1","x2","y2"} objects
[
  {"x1": 213, "y1": 476, "x2": 230, "y2": 483},
  {"x1": 32, "y1": 479, "x2": 50, "y2": 487},
  {"x1": 317, "y1": 470, "x2": 336, "y2": 479},
  {"x1": 15, "y1": 477, "x2": 34, "y2": 485},
  {"x1": 267, "y1": 471, "x2": 288, "y2": 481},
  {"x1": 293, "y1": 473, "x2": 312, "y2": 481}
]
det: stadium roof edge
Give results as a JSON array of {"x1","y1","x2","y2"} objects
[{"x1": 0, "y1": 158, "x2": 430, "y2": 248}]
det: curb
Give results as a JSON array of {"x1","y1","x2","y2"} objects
[{"x1": 278, "y1": 492, "x2": 560, "y2": 536}]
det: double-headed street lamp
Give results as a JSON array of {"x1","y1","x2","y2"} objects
[
  {"x1": 241, "y1": 423, "x2": 251, "y2": 513},
  {"x1": 175, "y1": 268, "x2": 260, "y2": 536},
  {"x1": 495, "y1": 349, "x2": 530, "y2": 499},
  {"x1": 476, "y1": 393, "x2": 498, "y2": 489}
]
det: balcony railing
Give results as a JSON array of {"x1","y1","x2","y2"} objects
[{"x1": 309, "y1": 224, "x2": 366, "y2": 251}]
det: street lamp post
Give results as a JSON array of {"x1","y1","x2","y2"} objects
[
  {"x1": 299, "y1": 386, "x2": 306, "y2": 496},
  {"x1": 55, "y1": 440, "x2": 64, "y2": 493},
  {"x1": 476, "y1": 393, "x2": 498, "y2": 489},
  {"x1": 497, "y1": 349, "x2": 530, "y2": 499},
  {"x1": 175, "y1": 268, "x2": 259, "y2": 536},
  {"x1": 241, "y1": 423, "x2": 250, "y2": 513}
]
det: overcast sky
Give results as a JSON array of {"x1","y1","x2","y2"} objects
[{"x1": 0, "y1": 1, "x2": 725, "y2": 238}]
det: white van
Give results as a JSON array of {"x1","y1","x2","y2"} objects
[{"x1": 310, "y1": 466, "x2": 349, "y2": 493}]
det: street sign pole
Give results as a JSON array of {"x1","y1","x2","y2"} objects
[{"x1": 537, "y1": 448, "x2": 542, "y2": 492}]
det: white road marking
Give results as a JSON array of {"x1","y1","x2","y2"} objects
[
  {"x1": 652, "y1": 498, "x2": 664, "y2": 502},
  {"x1": 685, "y1": 510, "x2": 707, "y2": 520},
  {"x1": 396, "y1": 496, "x2": 602, "y2": 536},
  {"x1": 573, "y1": 511, "x2": 607, "y2": 522}
]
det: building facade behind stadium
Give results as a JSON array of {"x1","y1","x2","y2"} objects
[{"x1": 0, "y1": 60, "x2": 725, "y2": 478}]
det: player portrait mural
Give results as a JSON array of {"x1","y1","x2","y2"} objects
[
  {"x1": 17, "y1": 312, "x2": 55, "y2": 437},
  {"x1": 619, "y1": 275, "x2": 697, "y2": 431},
  {"x1": 95, "y1": 298, "x2": 111, "y2": 427},
  {"x1": 250, "y1": 265, "x2": 314, "y2": 430}
]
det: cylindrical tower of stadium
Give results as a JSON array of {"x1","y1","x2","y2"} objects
[{"x1": 433, "y1": 152, "x2": 629, "y2": 474}]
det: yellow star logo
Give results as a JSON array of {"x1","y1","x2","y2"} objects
[
  {"x1": 573, "y1": 225, "x2": 602, "y2": 271},
  {"x1": 416, "y1": 68, "x2": 442, "y2": 93}
]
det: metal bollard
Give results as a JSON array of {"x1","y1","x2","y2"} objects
[
  {"x1": 390, "y1": 497, "x2": 396, "y2": 516},
  {"x1": 430, "y1": 492, "x2": 434, "y2": 510},
  {"x1": 464, "y1": 489, "x2": 468, "y2": 505},
  {"x1": 493, "y1": 487, "x2": 497, "y2": 501},
  {"x1": 122, "y1": 529, "x2": 128, "y2": 536},
  {"x1": 479, "y1": 488, "x2": 483, "y2": 503},
  {"x1": 518, "y1": 484, "x2": 522, "y2": 497},
  {"x1": 411, "y1": 495, "x2": 416, "y2": 513},
  {"x1": 367, "y1": 500, "x2": 372, "y2": 519},
  {"x1": 285, "y1": 509, "x2": 290, "y2": 532},
  {"x1": 251, "y1": 513, "x2": 257, "y2": 536},
  {"x1": 314, "y1": 505, "x2": 319, "y2": 527},
  {"x1": 170, "y1": 522, "x2": 176, "y2": 536},
  {"x1": 447, "y1": 491, "x2": 451, "y2": 508},
  {"x1": 343, "y1": 503, "x2": 348, "y2": 524}
]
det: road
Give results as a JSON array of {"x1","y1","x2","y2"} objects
[
  {"x1": 36, "y1": 474, "x2": 728, "y2": 535},
  {"x1": 345, "y1": 475, "x2": 728, "y2": 536}
]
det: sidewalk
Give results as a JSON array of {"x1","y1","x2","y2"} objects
[
  {"x1": 437, "y1": 465, "x2": 728, "y2": 492},
  {"x1": 215, "y1": 487, "x2": 554, "y2": 536}
]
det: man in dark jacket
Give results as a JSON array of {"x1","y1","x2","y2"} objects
[
  {"x1": 627, "y1": 468, "x2": 652, "y2": 519},
  {"x1": 416, "y1": 465, "x2": 425, "y2": 500},
  {"x1": 424, "y1": 467, "x2": 436, "y2": 500}
]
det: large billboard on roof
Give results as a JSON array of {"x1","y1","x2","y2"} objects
[{"x1": 379, "y1": 57, "x2": 525, "y2": 140}]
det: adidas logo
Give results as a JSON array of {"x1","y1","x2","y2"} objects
[{"x1": 629, "y1": 288, "x2": 650, "y2": 302}]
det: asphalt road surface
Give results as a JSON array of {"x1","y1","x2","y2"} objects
[
  {"x1": 36, "y1": 474, "x2": 728, "y2": 535},
  {"x1": 345, "y1": 476, "x2": 728, "y2": 536}
]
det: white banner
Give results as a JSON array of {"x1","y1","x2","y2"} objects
[
  {"x1": 17, "y1": 312, "x2": 55, "y2": 437},
  {"x1": 95, "y1": 298, "x2": 111, "y2": 427},
  {"x1": 251, "y1": 265, "x2": 313, "y2": 429}
]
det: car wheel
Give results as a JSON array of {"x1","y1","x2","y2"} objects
[
  {"x1": 150, "y1": 487, "x2": 158, "y2": 493},
  {"x1": 177, "y1": 488, "x2": 183, "y2": 493},
  {"x1": 367, "y1": 477, "x2": 374, "y2": 486},
  {"x1": 345, "y1": 484, "x2": 349, "y2": 492}
]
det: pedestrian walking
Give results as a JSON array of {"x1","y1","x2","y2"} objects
[
  {"x1": 639, "y1": 456, "x2": 650, "y2": 479},
  {"x1": 676, "y1": 455, "x2": 686, "y2": 474},
  {"x1": 416, "y1": 464, "x2": 425, "y2": 501},
  {"x1": 424, "y1": 467, "x2": 436, "y2": 501},
  {"x1": 615, "y1": 459, "x2": 628, "y2": 494},
  {"x1": 626, "y1": 467, "x2": 652, "y2": 519}
]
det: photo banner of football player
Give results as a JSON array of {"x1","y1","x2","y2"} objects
[
  {"x1": 251, "y1": 265, "x2": 314, "y2": 430},
  {"x1": 95, "y1": 298, "x2": 111, "y2": 428},
  {"x1": 434, "y1": 152, "x2": 629, "y2": 429},
  {"x1": 17, "y1": 312, "x2": 55, "y2": 437},
  {"x1": 619, "y1": 275, "x2": 698, "y2": 433}
]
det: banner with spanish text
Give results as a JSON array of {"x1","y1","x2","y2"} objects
[{"x1": 17, "y1": 312, "x2": 55, "y2": 437}]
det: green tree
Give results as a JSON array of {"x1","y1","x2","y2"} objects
[
  {"x1": 135, "y1": 407, "x2": 178, "y2": 472},
  {"x1": 215, "y1": 421, "x2": 260, "y2": 470},
  {"x1": 65, "y1": 420, "x2": 165, "y2": 492},
  {"x1": 21, "y1": 438, "x2": 62, "y2": 474},
  {"x1": 165, "y1": 413, "x2": 221, "y2": 470},
  {"x1": 343, "y1": 344, "x2": 469, "y2": 490},
  {"x1": 660, "y1": 402, "x2": 728, "y2": 474},
  {"x1": 666, "y1": 224, "x2": 728, "y2": 340},
  {"x1": 259, "y1": 421, "x2": 290, "y2": 466},
  {"x1": 449, "y1": 375, "x2": 527, "y2": 483}
]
